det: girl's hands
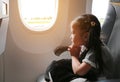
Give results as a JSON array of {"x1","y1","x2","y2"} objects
[{"x1": 68, "y1": 44, "x2": 81, "y2": 58}]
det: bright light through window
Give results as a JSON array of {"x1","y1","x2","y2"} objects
[
  {"x1": 92, "y1": 0, "x2": 109, "y2": 25},
  {"x1": 18, "y1": 0, "x2": 58, "y2": 31}
]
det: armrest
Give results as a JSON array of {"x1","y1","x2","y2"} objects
[{"x1": 54, "y1": 46, "x2": 68, "y2": 56}]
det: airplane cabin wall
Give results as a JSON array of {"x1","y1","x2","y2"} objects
[
  {"x1": 0, "y1": 18, "x2": 9, "y2": 82},
  {"x1": 0, "y1": 0, "x2": 9, "y2": 82},
  {"x1": 0, "y1": 54, "x2": 4, "y2": 82},
  {"x1": 4, "y1": 0, "x2": 92, "y2": 82}
]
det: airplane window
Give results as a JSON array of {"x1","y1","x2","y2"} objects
[
  {"x1": 18, "y1": 0, "x2": 58, "y2": 31},
  {"x1": 92, "y1": 0, "x2": 109, "y2": 26}
]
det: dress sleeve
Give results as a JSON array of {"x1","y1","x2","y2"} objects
[{"x1": 82, "y1": 50, "x2": 96, "y2": 68}]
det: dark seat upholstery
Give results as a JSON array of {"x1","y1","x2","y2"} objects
[{"x1": 102, "y1": 0, "x2": 120, "y2": 79}]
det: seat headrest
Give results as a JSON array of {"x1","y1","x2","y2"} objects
[{"x1": 111, "y1": 0, "x2": 120, "y2": 2}]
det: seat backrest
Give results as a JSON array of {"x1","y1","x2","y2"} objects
[{"x1": 102, "y1": 0, "x2": 120, "y2": 78}]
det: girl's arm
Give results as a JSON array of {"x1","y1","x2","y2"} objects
[
  {"x1": 68, "y1": 45, "x2": 92, "y2": 76},
  {"x1": 71, "y1": 56, "x2": 91, "y2": 75}
]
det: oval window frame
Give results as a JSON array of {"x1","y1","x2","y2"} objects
[{"x1": 18, "y1": 0, "x2": 59, "y2": 31}]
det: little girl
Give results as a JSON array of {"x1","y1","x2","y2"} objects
[{"x1": 44, "y1": 14, "x2": 113, "y2": 82}]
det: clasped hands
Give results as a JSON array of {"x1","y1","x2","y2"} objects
[{"x1": 68, "y1": 44, "x2": 81, "y2": 58}]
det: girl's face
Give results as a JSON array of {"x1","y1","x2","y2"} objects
[{"x1": 70, "y1": 26, "x2": 89, "y2": 47}]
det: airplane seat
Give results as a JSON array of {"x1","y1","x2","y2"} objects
[
  {"x1": 37, "y1": 0, "x2": 120, "y2": 81},
  {"x1": 36, "y1": 74, "x2": 46, "y2": 82},
  {"x1": 102, "y1": 0, "x2": 120, "y2": 79}
]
